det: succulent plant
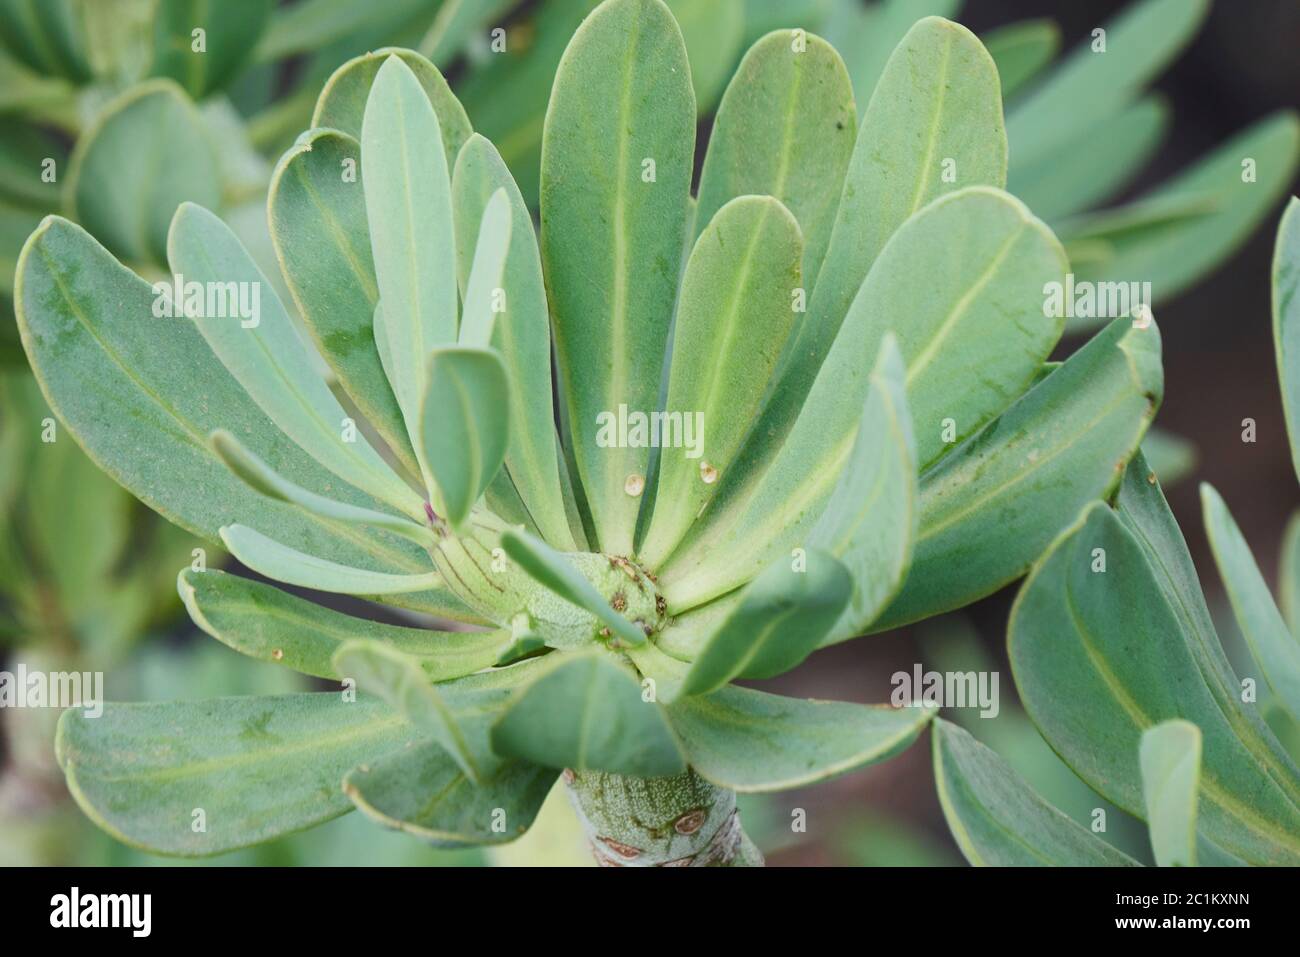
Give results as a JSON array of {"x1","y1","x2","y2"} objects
[
  {"x1": 933, "y1": 198, "x2": 1300, "y2": 867},
  {"x1": 14, "y1": 0, "x2": 1300, "y2": 868}
]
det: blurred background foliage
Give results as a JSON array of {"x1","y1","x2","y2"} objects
[{"x1": 0, "y1": 0, "x2": 1297, "y2": 866}]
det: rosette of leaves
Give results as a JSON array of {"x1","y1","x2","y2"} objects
[
  {"x1": 16, "y1": 1, "x2": 1169, "y2": 865},
  {"x1": 935, "y1": 198, "x2": 1300, "y2": 867}
]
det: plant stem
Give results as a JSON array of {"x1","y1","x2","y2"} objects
[{"x1": 563, "y1": 767, "x2": 764, "y2": 867}]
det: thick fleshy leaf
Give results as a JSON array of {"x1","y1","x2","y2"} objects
[
  {"x1": 209, "y1": 429, "x2": 427, "y2": 545},
  {"x1": 344, "y1": 740, "x2": 554, "y2": 847},
  {"x1": 1008, "y1": 496, "x2": 1300, "y2": 865},
  {"x1": 664, "y1": 189, "x2": 1063, "y2": 609},
  {"x1": 932, "y1": 719, "x2": 1139, "y2": 866},
  {"x1": 875, "y1": 315, "x2": 1162, "y2": 630},
  {"x1": 693, "y1": 30, "x2": 854, "y2": 285},
  {"x1": 639, "y1": 195, "x2": 803, "y2": 566},
  {"x1": 15, "y1": 218, "x2": 433, "y2": 582},
  {"x1": 451, "y1": 133, "x2": 574, "y2": 548},
  {"x1": 1064, "y1": 113, "x2": 1300, "y2": 321},
  {"x1": 491, "y1": 649, "x2": 685, "y2": 777},
  {"x1": 982, "y1": 19, "x2": 1058, "y2": 99},
  {"x1": 679, "y1": 549, "x2": 851, "y2": 696},
  {"x1": 267, "y1": 128, "x2": 418, "y2": 477},
  {"x1": 361, "y1": 54, "x2": 460, "y2": 478},
  {"x1": 178, "y1": 568, "x2": 497, "y2": 679},
  {"x1": 1274, "y1": 197, "x2": 1300, "y2": 483},
  {"x1": 1202, "y1": 484, "x2": 1300, "y2": 725},
  {"x1": 148, "y1": 0, "x2": 272, "y2": 98},
  {"x1": 456, "y1": 0, "x2": 598, "y2": 206},
  {"x1": 419, "y1": 346, "x2": 510, "y2": 529},
  {"x1": 313, "y1": 47, "x2": 472, "y2": 170},
  {"x1": 540, "y1": 0, "x2": 695, "y2": 555},
  {"x1": 332, "y1": 640, "x2": 480, "y2": 781},
  {"x1": 726, "y1": 18, "x2": 1006, "y2": 507},
  {"x1": 810, "y1": 337, "x2": 916, "y2": 642},
  {"x1": 1005, "y1": 0, "x2": 1208, "y2": 169},
  {"x1": 457, "y1": 189, "x2": 511, "y2": 348},
  {"x1": 1009, "y1": 97, "x2": 1167, "y2": 223},
  {"x1": 499, "y1": 529, "x2": 645, "y2": 647},
  {"x1": 56, "y1": 693, "x2": 417, "y2": 856},
  {"x1": 668, "y1": 680, "x2": 935, "y2": 792},
  {"x1": 1140, "y1": 719, "x2": 1202, "y2": 867},
  {"x1": 220, "y1": 524, "x2": 441, "y2": 597},
  {"x1": 168, "y1": 202, "x2": 422, "y2": 517},
  {"x1": 66, "y1": 80, "x2": 221, "y2": 266}
]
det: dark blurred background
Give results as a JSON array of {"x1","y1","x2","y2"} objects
[{"x1": 763, "y1": 0, "x2": 1300, "y2": 866}]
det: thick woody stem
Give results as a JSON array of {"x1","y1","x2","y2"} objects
[{"x1": 563, "y1": 767, "x2": 764, "y2": 867}]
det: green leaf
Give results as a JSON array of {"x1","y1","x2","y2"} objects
[
  {"x1": 66, "y1": 80, "x2": 222, "y2": 267},
  {"x1": 332, "y1": 640, "x2": 481, "y2": 781},
  {"x1": 149, "y1": 0, "x2": 272, "y2": 98},
  {"x1": 344, "y1": 740, "x2": 554, "y2": 847},
  {"x1": 0, "y1": 0, "x2": 93, "y2": 82},
  {"x1": 875, "y1": 315, "x2": 1162, "y2": 630},
  {"x1": 932, "y1": 719, "x2": 1139, "y2": 866},
  {"x1": 15, "y1": 217, "x2": 434, "y2": 582},
  {"x1": 1005, "y1": 0, "x2": 1208, "y2": 169},
  {"x1": 664, "y1": 0, "x2": 744, "y2": 113},
  {"x1": 457, "y1": 189, "x2": 511, "y2": 348},
  {"x1": 220, "y1": 524, "x2": 441, "y2": 597},
  {"x1": 695, "y1": 31, "x2": 853, "y2": 286},
  {"x1": 665, "y1": 189, "x2": 1063, "y2": 610},
  {"x1": 0, "y1": 121, "x2": 64, "y2": 210},
  {"x1": 732, "y1": 17, "x2": 1006, "y2": 502},
  {"x1": 1140, "y1": 719, "x2": 1202, "y2": 867},
  {"x1": 419, "y1": 346, "x2": 510, "y2": 529},
  {"x1": 1274, "y1": 196, "x2": 1300, "y2": 483},
  {"x1": 167, "y1": 202, "x2": 423, "y2": 518},
  {"x1": 1141, "y1": 425, "x2": 1196, "y2": 487},
  {"x1": 499, "y1": 528, "x2": 645, "y2": 647},
  {"x1": 1282, "y1": 511, "x2": 1300, "y2": 638},
  {"x1": 1065, "y1": 113, "x2": 1300, "y2": 319},
  {"x1": 179, "y1": 567, "x2": 499, "y2": 680},
  {"x1": 679, "y1": 549, "x2": 851, "y2": 696},
  {"x1": 267, "y1": 128, "x2": 419, "y2": 479},
  {"x1": 491, "y1": 649, "x2": 685, "y2": 777},
  {"x1": 1009, "y1": 97, "x2": 1168, "y2": 223},
  {"x1": 313, "y1": 47, "x2": 472, "y2": 170},
  {"x1": 669, "y1": 680, "x2": 935, "y2": 792},
  {"x1": 208, "y1": 428, "x2": 426, "y2": 543},
  {"x1": 56, "y1": 693, "x2": 417, "y2": 856},
  {"x1": 540, "y1": 0, "x2": 695, "y2": 555},
  {"x1": 361, "y1": 54, "x2": 461, "y2": 486},
  {"x1": 810, "y1": 336, "x2": 916, "y2": 642},
  {"x1": 418, "y1": 0, "x2": 515, "y2": 65},
  {"x1": 982, "y1": 19, "x2": 1059, "y2": 99},
  {"x1": 451, "y1": 133, "x2": 574, "y2": 548},
  {"x1": 1008, "y1": 496, "x2": 1300, "y2": 865},
  {"x1": 639, "y1": 195, "x2": 803, "y2": 566},
  {"x1": 1202, "y1": 484, "x2": 1300, "y2": 725}
]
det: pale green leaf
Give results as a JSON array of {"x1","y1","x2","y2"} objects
[
  {"x1": 167, "y1": 202, "x2": 423, "y2": 517},
  {"x1": 1202, "y1": 484, "x2": 1300, "y2": 725},
  {"x1": 1140, "y1": 719, "x2": 1202, "y2": 867},
  {"x1": 66, "y1": 80, "x2": 222, "y2": 266},
  {"x1": 419, "y1": 346, "x2": 510, "y2": 529},
  {"x1": 540, "y1": 0, "x2": 695, "y2": 555},
  {"x1": 639, "y1": 195, "x2": 803, "y2": 566},
  {"x1": 1274, "y1": 196, "x2": 1300, "y2": 483},
  {"x1": 491, "y1": 649, "x2": 685, "y2": 777},
  {"x1": 178, "y1": 567, "x2": 497, "y2": 680},
  {"x1": 451, "y1": 133, "x2": 574, "y2": 548},
  {"x1": 664, "y1": 0, "x2": 745, "y2": 113},
  {"x1": 458, "y1": 188, "x2": 511, "y2": 348},
  {"x1": 56, "y1": 693, "x2": 417, "y2": 856},
  {"x1": 982, "y1": 19, "x2": 1059, "y2": 99},
  {"x1": 933, "y1": 718, "x2": 1139, "y2": 866}
]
